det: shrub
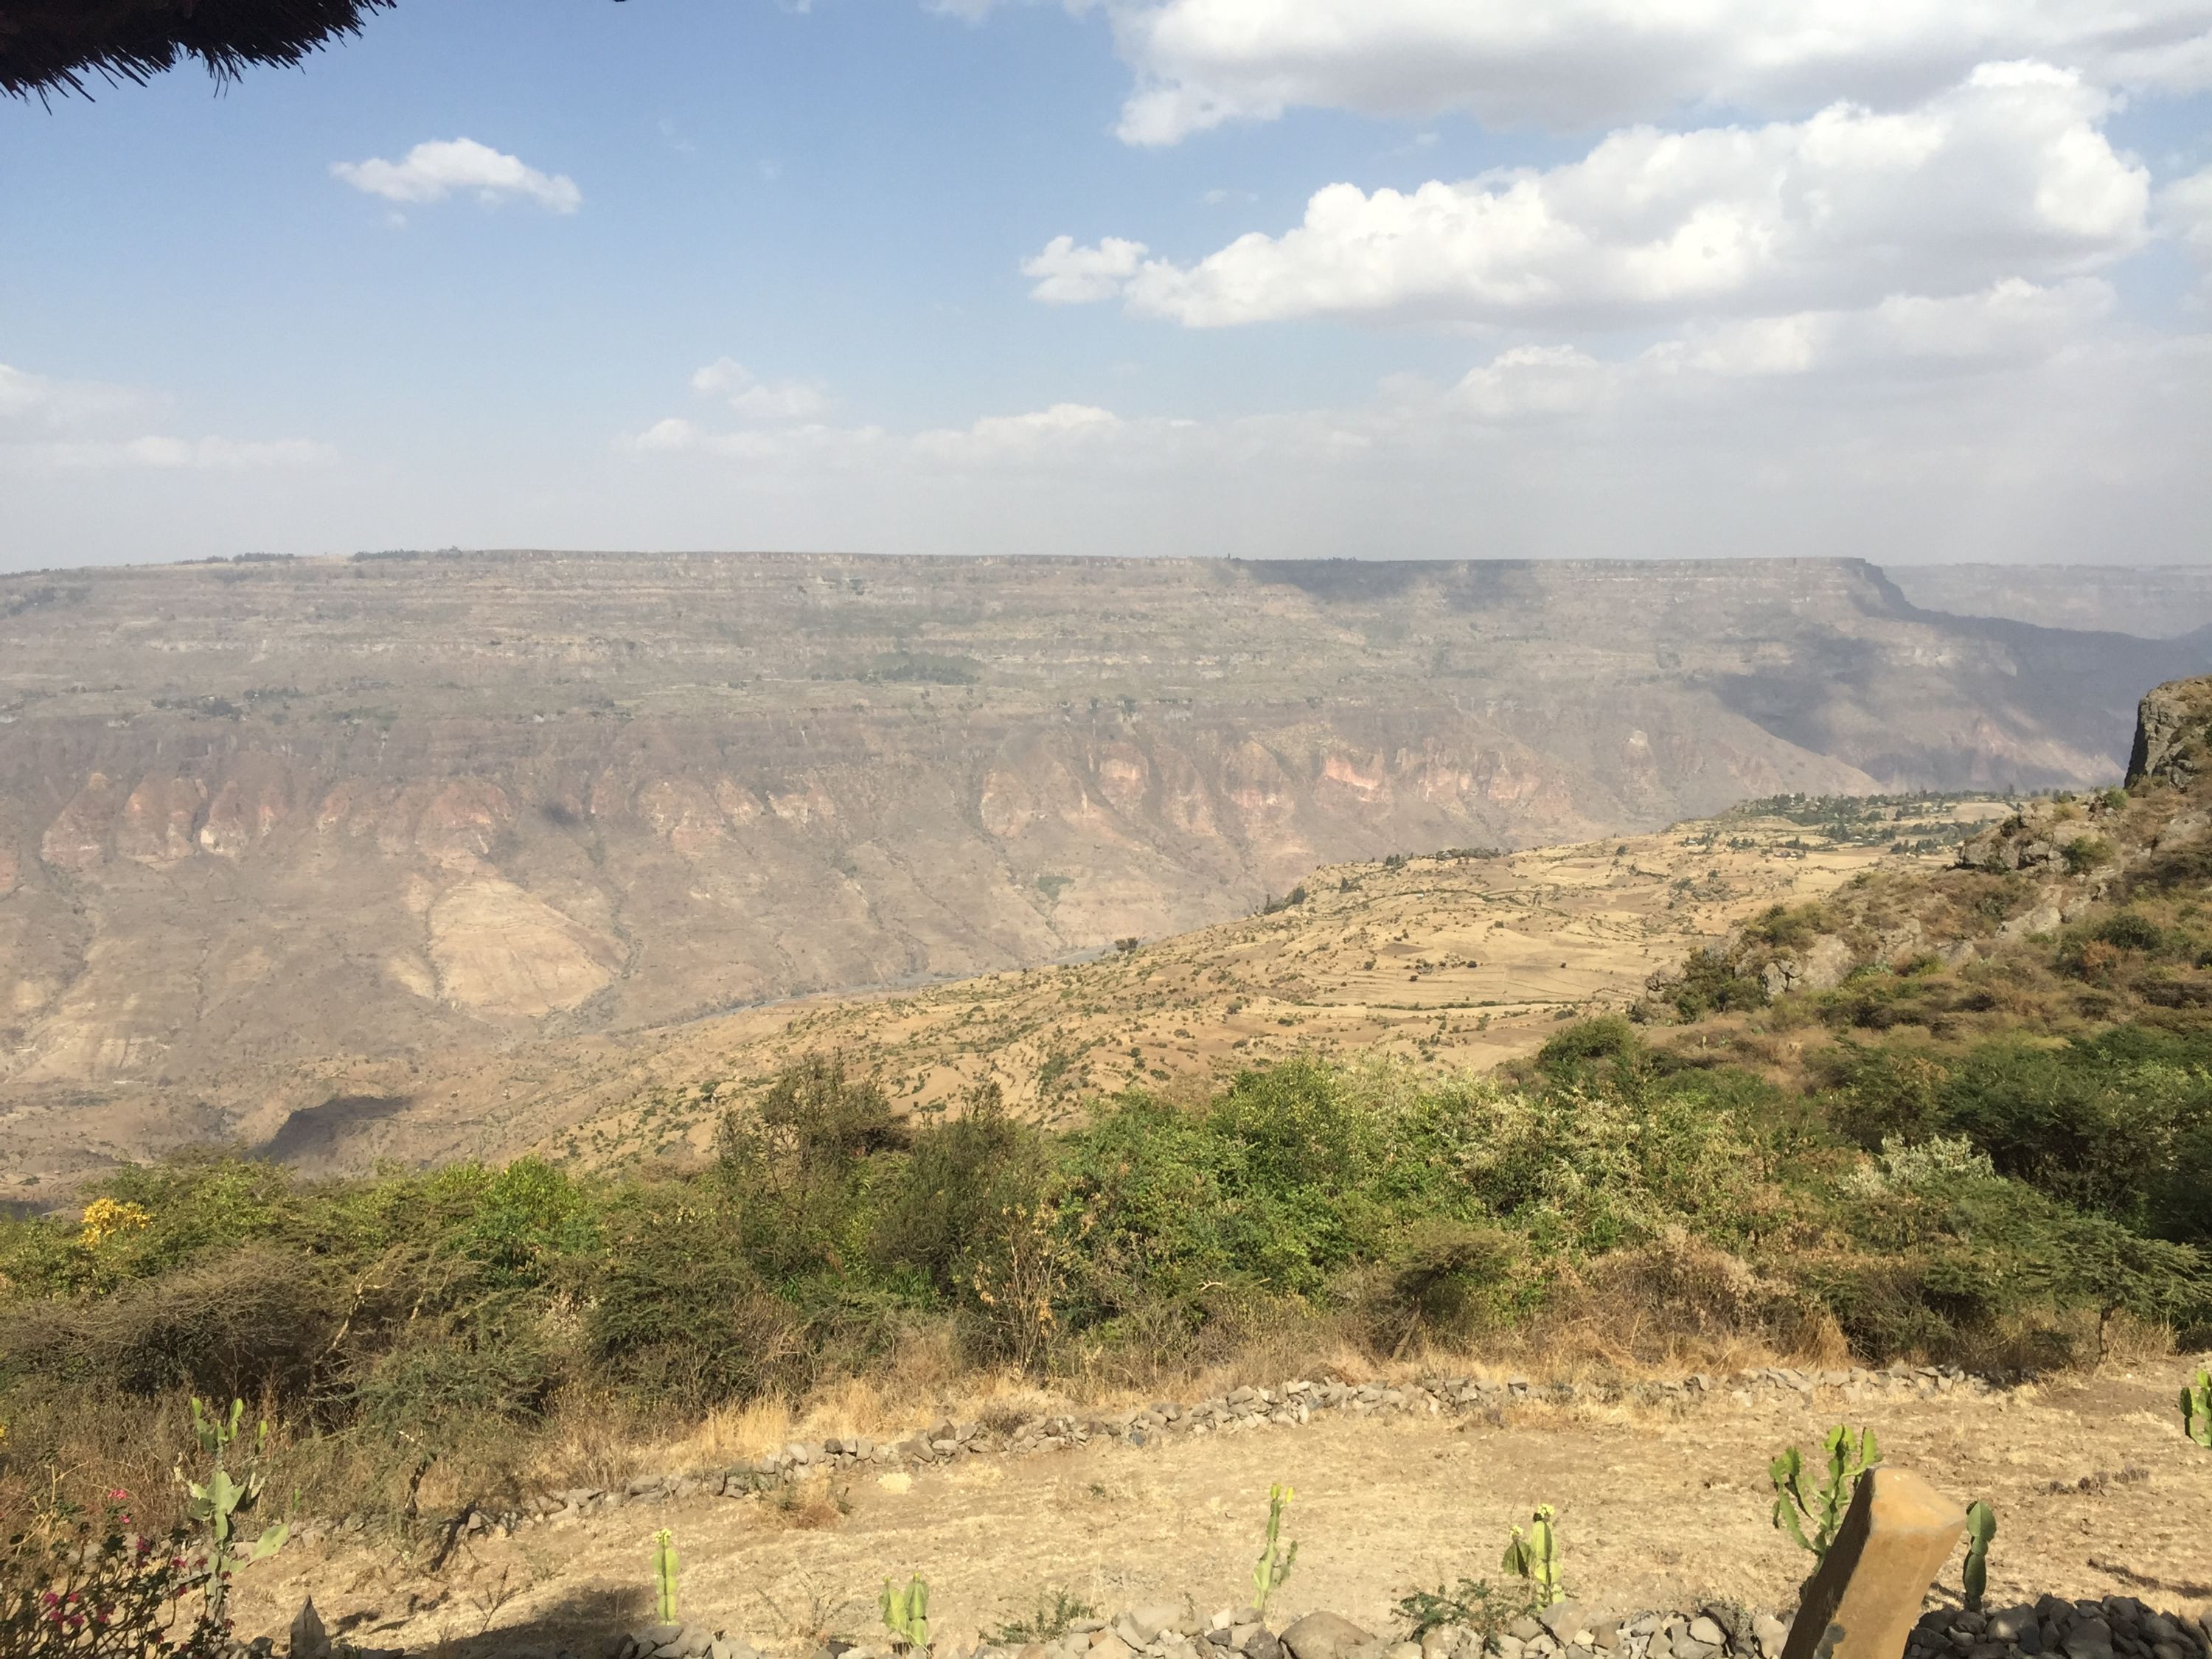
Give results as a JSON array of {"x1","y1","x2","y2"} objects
[
  {"x1": 1, "y1": 1495, "x2": 226, "y2": 1659},
  {"x1": 1537, "y1": 1015, "x2": 1639, "y2": 1076},
  {"x1": 2062, "y1": 836, "x2": 2113, "y2": 876}
]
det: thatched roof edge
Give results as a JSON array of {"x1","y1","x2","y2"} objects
[{"x1": 1, "y1": 0, "x2": 397, "y2": 100}]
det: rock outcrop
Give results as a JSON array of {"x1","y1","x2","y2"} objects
[{"x1": 2126, "y1": 675, "x2": 2212, "y2": 787}]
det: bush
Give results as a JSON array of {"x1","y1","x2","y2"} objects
[
  {"x1": 2062, "y1": 836, "x2": 2113, "y2": 876},
  {"x1": 1536, "y1": 1015, "x2": 1640, "y2": 1076},
  {"x1": 1662, "y1": 950, "x2": 1770, "y2": 1020},
  {"x1": 0, "y1": 1246, "x2": 341, "y2": 1404}
]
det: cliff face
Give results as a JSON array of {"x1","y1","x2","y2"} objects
[
  {"x1": 2126, "y1": 676, "x2": 2212, "y2": 787},
  {"x1": 1, "y1": 550, "x2": 2205, "y2": 1174}
]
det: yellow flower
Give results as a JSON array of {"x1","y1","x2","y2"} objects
[{"x1": 78, "y1": 1197, "x2": 152, "y2": 1250}]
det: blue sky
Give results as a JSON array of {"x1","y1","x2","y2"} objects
[{"x1": 5, "y1": 0, "x2": 2211, "y2": 568}]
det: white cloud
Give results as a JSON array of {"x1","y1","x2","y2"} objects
[
  {"x1": 27, "y1": 437, "x2": 335, "y2": 470},
  {"x1": 1103, "y1": 0, "x2": 2212, "y2": 144},
  {"x1": 914, "y1": 402, "x2": 1127, "y2": 463},
  {"x1": 1044, "y1": 66, "x2": 2149, "y2": 327},
  {"x1": 0, "y1": 363, "x2": 150, "y2": 431},
  {"x1": 2162, "y1": 164, "x2": 2212, "y2": 268},
  {"x1": 689, "y1": 358, "x2": 834, "y2": 422},
  {"x1": 0, "y1": 362, "x2": 335, "y2": 476},
  {"x1": 1022, "y1": 234, "x2": 1151, "y2": 303},
  {"x1": 331, "y1": 139, "x2": 582, "y2": 214}
]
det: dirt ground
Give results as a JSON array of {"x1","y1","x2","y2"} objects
[{"x1": 230, "y1": 1355, "x2": 2212, "y2": 1657}]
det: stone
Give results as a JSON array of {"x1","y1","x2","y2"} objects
[
  {"x1": 289, "y1": 1598, "x2": 331, "y2": 1659},
  {"x1": 1753, "y1": 1615, "x2": 1790, "y2": 1659},
  {"x1": 1780, "y1": 1468, "x2": 1968, "y2": 1659},
  {"x1": 1989, "y1": 1613, "x2": 2038, "y2": 1645},
  {"x1": 1130, "y1": 1610, "x2": 1184, "y2": 1646},
  {"x1": 1245, "y1": 1634, "x2": 1283, "y2": 1659},
  {"x1": 1688, "y1": 1622, "x2": 1725, "y2": 1649},
  {"x1": 1091, "y1": 1637, "x2": 1137, "y2": 1659},
  {"x1": 1512, "y1": 1623, "x2": 1546, "y2": 1644},
  {"x1": 1281, "y1": 1614, "x2": 1379, "y2": 1659},
  {"x1": 672, "y1": 1627, "x2": 714, "y2": 1659},
  {"x1": 1542, "y1": 1607, "x2": 1591, "y2": 1641},
  {"x1": 1389, "y1": 1646, "x2": 1424, "y2": 1659},
  {"x1": 2063, "y1": 1624, "x2": 2115, "y2": 1659}
]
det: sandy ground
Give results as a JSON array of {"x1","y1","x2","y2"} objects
[{"x1": 229, "y1": 1355, "x2": 2212, "y2": 1657}]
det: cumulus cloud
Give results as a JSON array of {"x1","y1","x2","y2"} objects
[
  {"x1": 914, "y1": 402, "x2": 1127, "y2": 463},
  {"x1": 331, "y1": 139, "x2": 582, "y2": 214},
  {"x1": 1040, "y1": 66, "x2": 2149, "y2": 327},
  {"x1": 1022, "y1": 234, "x2": 1151, "y2": 303},
  {"x1": 2163, "y1": 165, "x2": 2212, "y2": 268},
  {"x1": 1103, "y1": 0, "x2": 2212, "y2": 144},
  {"x1": 689, "y1": 358, "x2": 834, "y2": 422},
  {"x1": 0, "y1": 362, "x2": 334, "y2": 476},
  {"x1": 601, "y1": 306, "x2": 2210, "y2": 564}
]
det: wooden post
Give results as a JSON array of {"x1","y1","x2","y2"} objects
[{"x1": 1781, "y1": 1468, "x2": 1966, "y2": 1659}]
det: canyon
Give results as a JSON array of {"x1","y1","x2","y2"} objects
[{"x1": 1, "y1": 551, "x2": 2205, "y2": 1182}]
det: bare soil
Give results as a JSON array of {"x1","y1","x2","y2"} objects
[{"x1": 226, "y1": 1357, "x2": 2212, "y2": 1658}]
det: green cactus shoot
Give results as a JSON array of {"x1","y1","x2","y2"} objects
[
  {"x1": 1252, "y1": 1484, "x2": 1299, "y2": 1616},
  {"x1": 1770, "y1": 1426, "x2": 1881, "y2": 1559},
  {"x1": 2183, "y1": 1371, "x2": 2212, "y2": 1450},
  {"x1": 1500, "y1": 1505, "x2": 1563, "y2": 1605},
  {"x1": 1961, "y1": 1501, "x2": 1997, "y2": 1611},
  {"x1": 174, "y1": 1397, "x2": 290, "y2": 1621},
  {"x1": 653, "y1": 1529, "x2": 681, "y2": 1624},
  {"x1": 883, "y1": 1572, "x2": 931, "y2": 1652}
]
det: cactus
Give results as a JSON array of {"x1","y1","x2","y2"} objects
[
  {"x1": 1500, "y1": 1506, "x2": 1563, "y2": 1606},
  {"x1": 1252, "y1": 1484, "x2": 1299, "y2": 1617},
  {"x1": 1770, "y1": 1425, "x2": 1880, "y2": 1560},
  {"x1": 173, "y1": 1397, "x2": 289, "y2": 1622},
  {"x1": 2183, "y1": 1371, "x2": 2212, "y2": 1450},
  {"x1": 1961, "y1": 1501, "x2": 1996, "y2": 1611},
  {"x1": 883, "y1": 1572, "x2": 931, "y2": 1652},
  {"x1": 653, "y1": 1529, "x2": 680, "y2": 1624}
]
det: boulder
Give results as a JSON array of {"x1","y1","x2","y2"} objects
[{"x1": 1282, "y1": 1614, "x2": 1377, "y2": 1659}]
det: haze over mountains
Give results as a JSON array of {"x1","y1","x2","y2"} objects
[{"x1": 3, "y1": 549, "x2": 2209, "y2": 1181}]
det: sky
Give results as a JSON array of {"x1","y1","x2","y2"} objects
[{"x1": 4, "y1": 0, "x2": 2212, "y2": 569}]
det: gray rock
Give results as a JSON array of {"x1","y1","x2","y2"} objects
[
  {"x1": 289, "y1": 1598, "x2": 331, "y2": 1659},
  {"x1": 672, "y1": 1627, "x2": 714, "y2": 1659},
  {"x1": 1541, "y1": 1607, "x2": 1590, "y2": 1642},
  {"x1": 1511, "y1": 1623, "x2": 1546, "y2": 1645},
  {"x1": 1687, "y1": 1621, "x2": 1725, "y2": 1649},
  {"x1": 1989, "y1": 1613, "x2": 2037, "y2": 1645},
  {"x1": 1281, "y1": 1613, "x2": 1378, "y2": 1659},
  {"x1": 1752, "y1": 1615, "x2": 1789, "y2": 1659}
]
